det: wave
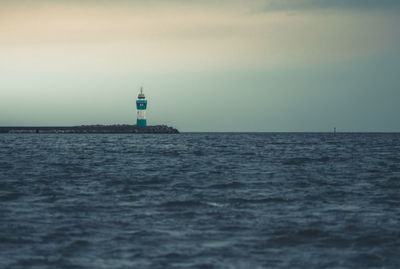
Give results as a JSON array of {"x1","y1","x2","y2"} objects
[
  {"x1": 282, "y1": 156, "x2": 330, "y2": 165},
  {"x1": 229, "y1": 197, "x2": 294, "y2": 204},
  {"x1": 207, "y1": 182, "x2": 246, "y2": 189},
  {"x1": 160, "y1": 200, "x2": 203, "y2": 208}
]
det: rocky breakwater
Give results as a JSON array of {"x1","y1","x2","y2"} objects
[{"x1": 0, "y1": 125, "x2": 179, "y2": 134}]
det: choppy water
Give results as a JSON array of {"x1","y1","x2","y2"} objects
[{"x1": 1, "y1": 133, "x2": 400, "y2": 268}]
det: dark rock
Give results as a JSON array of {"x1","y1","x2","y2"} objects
[{"x1": 0, "y1": 125, "x2": 179, "y2": 134}]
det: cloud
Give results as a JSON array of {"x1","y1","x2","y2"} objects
[
  {"x1": 0, "y1": 0, "x2": 398, "y2": 73},
  {"x1": 3, "y1": 0, "x2": 399, "y2": 14},
  {"x1": 262, "y1": 0, "x2": 400, "y2": 12}
]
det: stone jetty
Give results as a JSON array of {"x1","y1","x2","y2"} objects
[{"x1": 0, "y1": 125, "x2": 179, "y2": 134}]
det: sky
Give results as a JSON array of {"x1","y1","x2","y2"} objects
[{"x1": 0, "y1": 0, "x2": 399, "y2": 132}]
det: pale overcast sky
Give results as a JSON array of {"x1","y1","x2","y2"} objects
[{"x1": 0, "y1": 0, "x2": 399, "y2": 131}]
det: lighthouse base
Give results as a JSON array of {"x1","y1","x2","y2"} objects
[{"x1": 137, "y1": 119, "x2": 147, "y2": 127}]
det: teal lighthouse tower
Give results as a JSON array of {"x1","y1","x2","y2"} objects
[{"x1": 136, "y1": 87, "x2": 147, "y2": 127}]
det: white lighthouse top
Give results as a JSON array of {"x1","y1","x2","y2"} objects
[{"x1": 138, "y1": 87, "x2": 145, "y2": 99}]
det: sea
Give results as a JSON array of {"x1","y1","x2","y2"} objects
[{"x1": 1, "y1": 132, "x2": 400, "y2": 269}]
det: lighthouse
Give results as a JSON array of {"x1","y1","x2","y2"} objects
[{"x1": 136, "y1": 87, "x2": 147, "y2": 127}]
